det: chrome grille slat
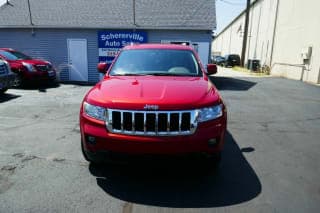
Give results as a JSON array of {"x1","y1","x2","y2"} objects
[
  {"x1": 143, "y1": 112, "x2": 147, "y2": 133},
  {"x1": 106, "y1": 109, "x2": 197, "y2": 136},
  {"x1": 120, "y1": 111, "x2": 124, "y2": 132},
  {"x1": 167, "y1": 112, "x2": 170, "y2": 132},
  {"x1": 108, "y1": 110, "x2": 113, "y2": 130},
  {"x1": 190, "y1": 110, "x2": 198, "y2": 133},
  {"x1": 178, "y1": 112, "x2": 182, "y2": 133},
  {"x1": 132, "y1": 112, "x2": 135, "y2": 132},
  {"x1": 155, "y1": 113, "x2": 158, "y2": 134}
]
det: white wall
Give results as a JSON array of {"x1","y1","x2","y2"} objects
[
  {"x1": 212, "y1": 16, "x2": 244, "y2": 57},
  {"x1": 246, "y1": 0, "x2": 278, "y2": 65},
  {"x1": 212, "y1": 0, "x2": 320, "y2": 84},
  {"x1": 271, "y1": 0, "x2": 320, "y2": 83},
  {"x1": 212, "y1": 0, "x2": 278, "y2": 65}
]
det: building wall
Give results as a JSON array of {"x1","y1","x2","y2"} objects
[
  {"x1": 0, "y1": 29, "x2": 99, "y2": 83},
  {"x1": 212, "y1": 0, "x2": 320, "y2": 84},
  {"x1": 0, "y1": 28, "x2": 211, "y2": 83},
  {"x1": 212, "y1": 0, "x2": 278, "y2": 65},
  {"x1": 212, "y1": 14, "x2": 244, "y2": 57},
  {"x1": 271, "y1": 0, "x2": 320, "y2": 83},
  {"x1": 246, "y1": 0, "x2": 278, "y2": 66}
]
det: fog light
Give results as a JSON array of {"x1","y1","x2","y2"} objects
[
  {"x1": 208, "y1": 138, "x2": 217, "y2": 147},
  {"x1": 86, "y1": 135, "x2": 96, "y2": 145}
]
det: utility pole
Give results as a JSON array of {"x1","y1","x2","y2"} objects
[{"x1": 240, "y1": 0, "x2": 250, "y2": 67}]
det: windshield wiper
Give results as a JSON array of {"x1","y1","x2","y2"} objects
[
  {"x1": 111, "y1": 73, "x2": 149, "y2": 76},
  {"x1": 147, "y1": 73, "x2": 197, "y2": 76},
  {"x1": 112, "y1": 73, "x2": 198, "y2": 77}
]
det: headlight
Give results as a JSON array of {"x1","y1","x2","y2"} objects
[
  {"x1": 22, "y1": 62, "x2": 37, "y2": 72},
  {"x1": 197, "y1": 104, "x2": 223, "y2": 122},
  {"x1": 83, "y1": 102, "x2": 107, "y2": 121}
]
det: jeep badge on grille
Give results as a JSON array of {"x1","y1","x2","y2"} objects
[{"x1": 144, "y1": 104, "x2": 159, "y2": 110}]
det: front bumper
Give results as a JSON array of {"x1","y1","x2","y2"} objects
[
  {"x1": 23, "y1": 70, "x2": 56, "y2": 81},
  {"x1": 80, "y1": 113, "x2": 227, "y2": 155},
  {"x1": 0, "y1": 73, "x2": 16, "y2": 89}
]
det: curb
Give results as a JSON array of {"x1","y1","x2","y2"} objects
[{"x1": 232, "y1": 66, "x2": 270, "y2": 76}]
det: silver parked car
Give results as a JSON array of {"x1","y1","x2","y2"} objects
[{"x1": 0, "y1": 59, "x2": 15, "y2": 94}]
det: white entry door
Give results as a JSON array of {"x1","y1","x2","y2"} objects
[{"x1": 67, "y1": 39, "x2": 88, "y2": 82}]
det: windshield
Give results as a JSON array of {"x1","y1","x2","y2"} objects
[
  {"x1": 0, "y1": 50, "x2": 32, "y2": 60},
  {"x1": 109, "y1": 49, "x2": 202, "y2": 76}
]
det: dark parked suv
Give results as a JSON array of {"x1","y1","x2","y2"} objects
[
  {"x1": 0, "y1": 59, "x2": 15, "y2": 94},
  {"x1": 224, "y1": 54, "x2": 241, "y2": 67}
]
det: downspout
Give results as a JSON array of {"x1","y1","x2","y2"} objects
[
  {"x1": 132, "y1": 0, "x2": 138, "y2": 32},
  {"x1": 253, "y1": 3, "x2": 262, "y2": 59},
  {"x1": 228, "y1": 25, "x2": 232, "y2": 53},
  {"x1": 133, "y1": 0, "x2": 136, "y2": 25},
  {"x1": 27, "y1": 0, "x2": 35, "y2": 35},
  {"x1": 269, "y1": 0, "x2": 279, "y2": 67}
]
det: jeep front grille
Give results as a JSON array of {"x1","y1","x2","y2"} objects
[{"x1": 106, "y1": 109, "x2": 198, "y2": 136}]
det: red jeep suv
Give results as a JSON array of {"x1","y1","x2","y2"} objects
[
  {"x1": 80, "y1": 44, "x2": 227, "y2": 166},
  {"x1": 0, "y1": 48, "x2": 56, "y2": 87}
]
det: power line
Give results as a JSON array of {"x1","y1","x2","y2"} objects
[{"x1": 218, "y1": 0, "x2": 245, "y2": 6}]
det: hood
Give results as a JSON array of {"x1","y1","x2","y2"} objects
[
  {"x1": 86, "y1": 76, "x2": 221, "y2": 110},
  {"x1": 6, "y1": 59, "x2": 50, "y2": 70},
  {"x1": 19, "y1": 59, "x2": 50, "y2": 65}
]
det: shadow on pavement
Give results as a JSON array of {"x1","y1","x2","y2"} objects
[
  {"x1": 60, "y1": 81, "x2": 96, "y2": 86},
  {"x1": 15, "y1": 81, "x2": 60, "y2": 93},
  {"x1": 210, "y1": 76, "x2": 257, "y2": 91},
  {"x1": 89, "y1": 131, "x2": 261, "y2": 208},
  {"x1": 0, "y1": 93, "x2": 21, "y2": 103}
]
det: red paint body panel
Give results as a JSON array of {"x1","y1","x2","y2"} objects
[
  {"x1": 80, "y1": 113, "x2": 226, "y2": 154},
  {"x1": 80, "y1": 44, "x2": 227, "y2": 157},
  {"x1": 0, "y1": 49, "x2": 56, "y2": 81},
  {"x1": 86, "y1": 76, "x2": 220, "y2": 110}
]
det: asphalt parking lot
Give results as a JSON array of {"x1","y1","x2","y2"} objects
[{"x1": 0, "y1": 69, "x2": 320, "y2": 212}]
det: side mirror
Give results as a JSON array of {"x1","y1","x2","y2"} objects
[
  {"x1": 206, "y1": 64, "x2": 217, "y2": 75},
  {"x1": 97, "y1": 62, "x2": 110, "y2": 74}
]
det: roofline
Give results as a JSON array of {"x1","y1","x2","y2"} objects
[
  {"x1": 214, "y1": 0, "x2": 261, "y2": 39},
  {"x1": 0, "y1": 25, "x2": 213, "y2": 31}
]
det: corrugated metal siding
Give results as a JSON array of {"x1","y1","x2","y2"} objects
[
  {"x1": 0, "y1": 28, "x2": 99, "y2": 82},
  {"x1": 147, "y1": 30, "x2": 212, "y2": 43},
  {"x1": 147, "y1": 30, "x2": 212, "y2": 63},
  {"x1": 0, "y1": 29, "x2": 211, "y2": 83}
]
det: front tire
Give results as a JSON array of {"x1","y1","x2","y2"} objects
[{"x1": 13, "y1": 74, "x2": 23, "y2": 88}]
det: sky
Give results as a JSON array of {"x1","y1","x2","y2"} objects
[{"x1": 215, "y1": 0, "x2": 246, "y2": 34}]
